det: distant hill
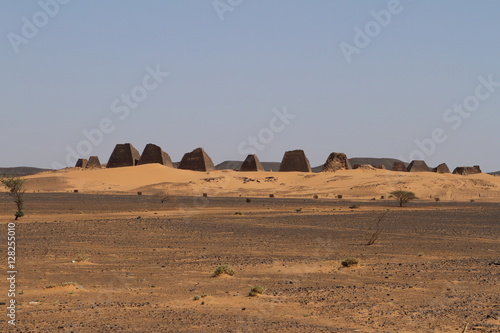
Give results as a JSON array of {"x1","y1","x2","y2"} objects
[
  {"x1": 489, "y1": 171, "x2": 500, "y2": 176},
  {"x1": 216, "y1": 157, "x2": 407, "y2": 172},
  {"x1": 0, "y1": 167, "x2": 52, "y2": 177},
  {"x1": 348, "y1": 157, "x2": 407, "y2": 170},
  {"x1": 215, "y1": 161, "x2": 281, "y2": 172}
]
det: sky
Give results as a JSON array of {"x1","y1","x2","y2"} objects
[{"x1": 1, "y1": 0, "x2": 499, "y2": 171}]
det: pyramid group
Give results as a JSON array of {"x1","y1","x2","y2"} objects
[{"x1": 74, "y1": 144, "x2": 482, "y2": 177}]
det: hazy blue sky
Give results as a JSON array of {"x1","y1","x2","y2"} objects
[{"x1": 1, "y1": 1, "x2": 499, "y2": 171}]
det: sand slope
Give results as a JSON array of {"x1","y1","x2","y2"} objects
[{"x1": 23, "y1": 164, "x2": 500, "y2": 201}]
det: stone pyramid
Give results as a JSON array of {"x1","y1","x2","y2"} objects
[
  {"x1": 431, "y1": 163, "x2": 450, "y2": 174},
  {"x1": 407, "y1": 160, "x2": 430, "y2": 172},
  {"x1": 177, "y1": 148, "x2": 215, "y2": 171},
  {"x1": 278, "y1": 150, "x2": 312, "y2": 172},
  {"x1": 75, "y1": 158, "x2": 88, "y2": 168},
  {"x1": 321, "y1": 152, "x2": 351, "y2": 172},
  {"x1": 138, "y1": 143, "x2": 173, "y2": 167},
  {"x1": 392, "y1": 161, "x2": 407, "y2": 172},
  {"x1": 86, "y1": 156, "x2": 101, "y2": 168},
  {"x1": 106, "y1": 143, "x2": 141, "y2": 168},
  {"x1": 239, "y1": 154, "x2": 264, "y2": 172},
  {"x1": 453, "y1": 166, "x2": 482, "y2": 175}
]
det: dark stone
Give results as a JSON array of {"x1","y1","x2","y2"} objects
[
  {"x1": 106, "y1": 143, "x2": 141, "y2": 168},
  {"x1": 278, "y1": 150, "x2": 312, "y2": 172},
  {"x1": 392, "y1": 161, "x2": 407, "y2": 172},
  {"x1": 431, "y1": 163, "x2": 450, "y2": 174},
  {"x1": 86, "y1": 156, "x2": 101, "y2": 168},
  {"x1": 75, "y1": 159, "x2": 88, "y2": 168},
  {"x1": 453, "y1": 166, "x2": 482, "y2": 175},
  {"x1": 321, "y1": 152, "x2": 351, "y2": 172},
  {"x1": 177, "y1": 148, "x2": 215, "y2": 172},
  {"x1": 407, "y1": 160, "x2": 430, "y2": 172},
  {"x1": 240, "y1": 154, "x2": 264, "y2": 172},
  {"x1": 138, "y1": 144, "x2": 173, "y2": 167}
]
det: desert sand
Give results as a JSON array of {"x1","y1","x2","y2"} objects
[
  {"x1": 1, "y1": 167, "x2": 499, "y2": 332},
  {"x1": 23, "y1": 164, "x2": 500, "y2": 202}
]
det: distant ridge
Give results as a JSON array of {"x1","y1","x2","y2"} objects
[
  {"x1": 0, "y1": 167, "x2": 52, "y2": 177},
  {"x1": 215, "y1": 161, "x2": 280, "y2": 172},
  {"x1": 218, "y1": 157, "x2": 407, "y2": 173},
  {"x1": 488, "y1": 171, "x2": 500, "y2": 176}
]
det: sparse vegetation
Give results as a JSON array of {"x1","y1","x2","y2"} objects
[
  {"x1": 212, "y1": 265, "x2": 236, "y2": 277},
  {"x1": 74, "y1": 254, "x2": 90, "y2": 262},
  {"x1": 234, "y1": 211, "x2": 243, "y2": 215},
  {"x1": 45, "y1": 284, "x2": 57, "y2": 289},
  {"x1": 61, "y1": 282, "x2": 83, "y2": 289},
  {"x1": 390, "y1": 190, "x2": 417, "y2": 207},
  {"x1": 246, "y1": 198, "x2": 251, "y2": 203},
  {"x1": 193, "y1": 295, "x2": 201, "y2": 300},
  {"x1": 349, "y1": 205, "x2": 359, "y2": 209},
  {"x1": 249, "y1": 285, "x2": 265, "y2": 297},
  {"x1": 295, "y1": 208, "x2": 302, "y2": 213},
  {"x1": 341, "y1": 257, "x2": 359, "y2": 267},
  {"x1": 1, "y1": 177, "x2": 26, "y2": 220},
  {"x1": 366, "y1": 212, "x2": 386, "y2": 246},
  {"x1": 313, "y1": 195, "x2": 319, "y2": 199},
  {"x1": 434, "y1": 197, "x2": 440, "y2": 202},
  {"x1": 154, "y1": 191, "x2": 170, "y2": 203}
]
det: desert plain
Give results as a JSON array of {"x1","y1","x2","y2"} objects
[{"x1": 1, "y1": 165, "x2": 499, "y2": 332}]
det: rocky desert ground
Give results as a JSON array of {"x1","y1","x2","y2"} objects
[{"x1": 1, "y1": 190, "x2": 499, "y2": 332}]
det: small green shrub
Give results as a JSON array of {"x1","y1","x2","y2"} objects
[
  {"x1": 295, "y1": 208, "x2": 302, "y2": 213},
  {"x1": 349, "y1": 205, "x2": 359, "y2": 209},
  {"x1": 249, "y1": 285, "x2": 265, "y2": 297},
  {"x1": 193, "y1": 295, "x2": 201, "y2": 300},
  {"x1": 234, "y1": 211, "x2": 243, "y2": 215},
  {"x1": 212, "y1": 265, "x2": 236, "y2": 277},
  {"x1": 341, "y1": 257, "x2": 359, "y2": 267}
]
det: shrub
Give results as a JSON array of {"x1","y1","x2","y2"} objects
[
  {"x1": 212, "y1": 265, "x2": 236, "y2": 277},
  {"x1": 313, "y1": 195, "x2": 319, "y2": 199},
  {"x1": 349, "y1": 205, "x2": 359, "y2": 209},
  {"x1": 389, "y1": 191, "x2": 417, "y2": 207},
  {"x1": 246, "y1": 198, "x2": 251, "y2": 203},
  {"x1": 234, "y1": 211, "x2": 243, "y2": 215},
  {"x1": 249, "y1": 286, "x2": 265, "y2": 297},
  {"x1": 1, "y1": 177, "x2": 26, "y2": 220},
  {"x1": 341, "y1": 257, "x2": 359, "y2": 267},
  {"x1": 193, "y1": 295, "x2": 201, "y2": 300},
  {"x1": 434, "y1": 197, "x2": 440, "y2": 202},
  {"x1": 295, "y1": 208, "x2": 302, "y2": 213}
]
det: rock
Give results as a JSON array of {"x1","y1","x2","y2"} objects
[
  {"x1": 321, "y1": 152, "x2": 351, "y2": 172},
  {"x1": 352, "y1": 164, "x2": 376, "y2": 170},
  {"x1": 453, "y1": 166, "x2": 482, "y2": 175}
]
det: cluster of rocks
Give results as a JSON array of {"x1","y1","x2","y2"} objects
[{"x1": 74, "y1": 144, "x2": 483, "y2": 176}]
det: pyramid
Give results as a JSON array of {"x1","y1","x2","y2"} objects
[
  {"x1": 453, "y1": 166, "x2": 482, "y2": 175},
  {"x1": 86, "y1": 156, "x2": 101, "y2": 168},
  {"x1": 239, "y1": 154, "x2": 264, "y2": 172},
  {"x1": 75, "y1": 158, "x2": 88, "y2": 168},
  {"x1": 138, "y1": 144, "x2": 173, "y2": 167},
  {"x1": 278, "y1": 150, "x2": 312, "y2": 172},
  {"x1": 407, "y1": 160, "x2": 430, "y2": 172},
  {"x1": 392, "y1": 161, "x2": 407, "y2": 172},
  {"x1": 431, "y1": 163, "x2": 450, "y2": 174},
  {"x1": 321, "y1": 152, "x2": 351, "y2": 172},
  {"x1": 177, "y1": 148, "x2": 215, "y2": 171},
  {"x1": 106, "y1": 143, "x2": 141, "y2": 168}
]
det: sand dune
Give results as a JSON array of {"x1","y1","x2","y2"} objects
[{"x1": 23, "y1": 164, "x2": 500, "y2": 201}]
